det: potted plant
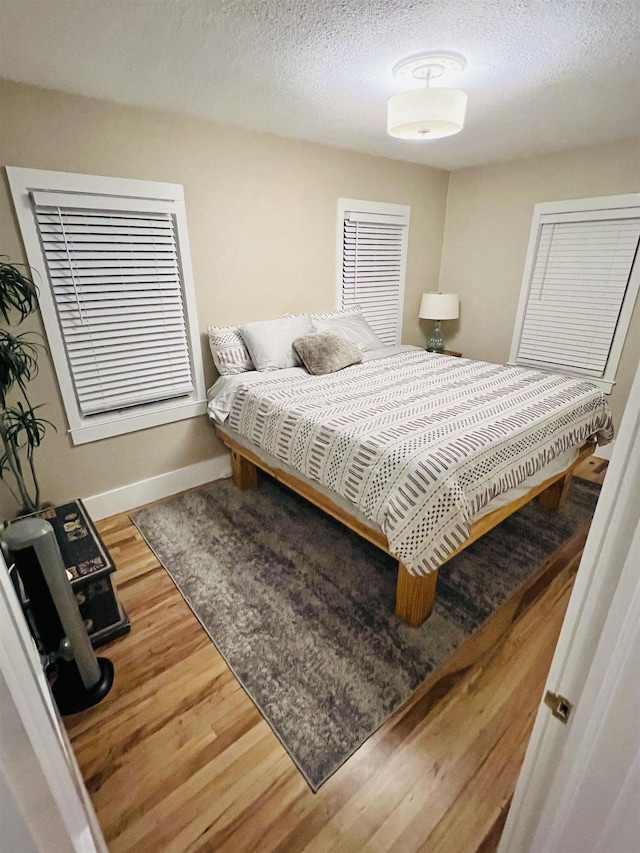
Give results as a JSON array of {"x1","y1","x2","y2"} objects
[{"x1": 1, "y1": 257, "x2": 54, "y2": 515}]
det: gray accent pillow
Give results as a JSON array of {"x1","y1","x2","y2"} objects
[{"x1": 293, "y1": 332, "x2": 362, "y2": 375}]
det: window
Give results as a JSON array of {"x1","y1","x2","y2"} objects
[
  {"x1": 7, "y1": 167, "x2": 206, "y2": 444},
  {"x1": 509, "y1": 194, "x2": 640, "y2": 392},
  {"x1": 336, "y1": 199, "x2": 410, "y2": 345}
]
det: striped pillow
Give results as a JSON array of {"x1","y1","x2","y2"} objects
[{"x1": 207, "y1": 325, "x2": 254, "y2": 375}]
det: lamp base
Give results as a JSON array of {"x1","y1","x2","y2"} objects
[{"x1": 426, "y1": 321, "x2": 444, "y2": 353}]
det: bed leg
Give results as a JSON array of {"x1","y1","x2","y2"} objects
[
  {"x1": 538, "y1": 470, "x2": 572, "y2": 511},
  {"x1": 395, "y1": 563, "x2": 438, "y2": 627},
  {"x1": 230, "y1": 450, "x2": 258, "y2": 491}
]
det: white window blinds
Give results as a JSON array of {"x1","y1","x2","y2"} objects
[
  {"x1": 33, "y1": 194, "x2": 194, "y2": 417},
  {"x1": 512, "y1": 200, "x2": 640, "y2": 386},
  {"x1": 339, "y1": 203, "x2": 410, "y2": 346},
  {"x1": 517, "y1": 217, "x2": 640, "y2": 375}
]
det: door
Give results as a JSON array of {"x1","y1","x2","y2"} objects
[
  {"x1": 0, "y1": 550, "x2": 108, "y2": 853},
  {"x1": 499, "y1": 362, "x2": 640, "y2": 851}
]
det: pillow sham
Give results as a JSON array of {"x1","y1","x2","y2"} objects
[
  {"x1": 239, "y1": 315, "x2": 314, "y2": 371},
  {"x1": 313, "y1": 313, "x2": 383, "y2": 353},
  {"x1": 207, "y1": 325, "x2": 254, "y2": 375},
  {"x1": 282, "y1": 305, "x2": 363, "y2": 322},
  {"x1": 311, "y1": 305, "x2": 363, "y2": 321},
  {"x1": 293, "y1": 332, "x2": 362, "y2": 375}
]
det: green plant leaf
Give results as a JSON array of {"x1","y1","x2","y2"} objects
[
  {"x1": 0, "y1": 329, "x2": 43, "y2": 406},
  {"x1": 0, "y1": 257, "x2": 50, "y2": 512},
  {"x1": 0, "y1": 257, "x2": 39, "y2": 323},
  {"x1": 2, "y1": 403, "x2": 54, "y2": 448}
]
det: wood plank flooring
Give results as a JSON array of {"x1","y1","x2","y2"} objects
[{"x1": 65, "y1": 458, "x2": 605, "y2": 852}]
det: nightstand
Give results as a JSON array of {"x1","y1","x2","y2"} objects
[{"x1": 427, "y1": 349, "x2": 462, "y2": 357}]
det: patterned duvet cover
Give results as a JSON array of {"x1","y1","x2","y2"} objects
[{"x1": 224, "y1": 351, "x2": 613, "y2": 575}]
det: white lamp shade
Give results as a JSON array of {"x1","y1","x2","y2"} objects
[
  {"x1": 419, "y1": 292, "x2": 459, "y2": 320},
  {"x1": 387, "y1": 88, "x2": 467, "y2": 140}
]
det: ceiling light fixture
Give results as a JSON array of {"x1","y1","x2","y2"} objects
[{"x1": 387, "y1": 52, "x2": 467, "y2": 140}]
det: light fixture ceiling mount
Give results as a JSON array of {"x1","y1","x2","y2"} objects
[
  {"x1": 391, "y1": 52, "x2": 466, "y2": 85},
  {"x1": 387, "y1": 52, "x2": 468, "y2": 141}
]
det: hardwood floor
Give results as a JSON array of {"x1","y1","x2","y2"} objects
[{"x1": 65, "y1": 459, "x2": 605, "y2": 852}]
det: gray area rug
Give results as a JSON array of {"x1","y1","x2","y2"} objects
[{"x1": 131, "y1": 474, "x2": 599, "y2": 790}]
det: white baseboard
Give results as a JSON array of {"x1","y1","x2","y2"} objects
[
  {"x1": 593, "y1": 440, "x2": 615, "y2": 461},
  {"x1": 83, "y1": 455, "x2": 232, "y2": 520}
]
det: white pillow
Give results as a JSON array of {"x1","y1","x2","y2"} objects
[
  {"x1": 281, "y1": 305, "x2": 363, "y2": 322},
  {"x1": 239, "y1": 315, "x2": 314, "y2": 371},
  {"x1": 312, "y1": 305, "x2": 363, "y2": 321},
  {"x1": 313, "y1": 313, "x2": 383, "y2": 353}
]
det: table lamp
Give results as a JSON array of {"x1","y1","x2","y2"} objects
[{"x1": 419, "y1": 292, "x2": 459, "y2": 352}]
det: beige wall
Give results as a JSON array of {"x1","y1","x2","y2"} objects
[
  {"x1": 439, "y1": 137, "x2": 640, "y2": 428},
  {"x1": 2, "y1": 78, "x2": 638, "y2": 520},
  {"x1": 0, "y1": 79, "x2": 449, "y2": 518}
]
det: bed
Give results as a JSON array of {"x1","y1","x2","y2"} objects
[{"x1": 207, "y1": 317, "x2": 613, "y2": 627}]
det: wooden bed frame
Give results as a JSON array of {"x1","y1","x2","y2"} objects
[{"x1": 215, "y1": 425, "x2": 595, "y2": 627}]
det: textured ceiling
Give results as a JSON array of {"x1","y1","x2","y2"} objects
[{"x1": 1, "y1": 0, "x2": 639, "y2": 170}]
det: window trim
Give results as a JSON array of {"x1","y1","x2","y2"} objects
[
  {"x1": 335, "y1": 198, "x2": 410, "y2": 345},
  {"x1": 6, "y1": 166, "x2": 207, "y2": 445},
  {"x1": 508, "y1": 193, "x2": 640, "y2": 393}
]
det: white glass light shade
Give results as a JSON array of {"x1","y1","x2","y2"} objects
[
  {"x1": 419, "y1": 292, "x2": 459, "y2": 320},
  {"x1": 387, "y1": 88, "x2": 467, "y2": 139}
]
